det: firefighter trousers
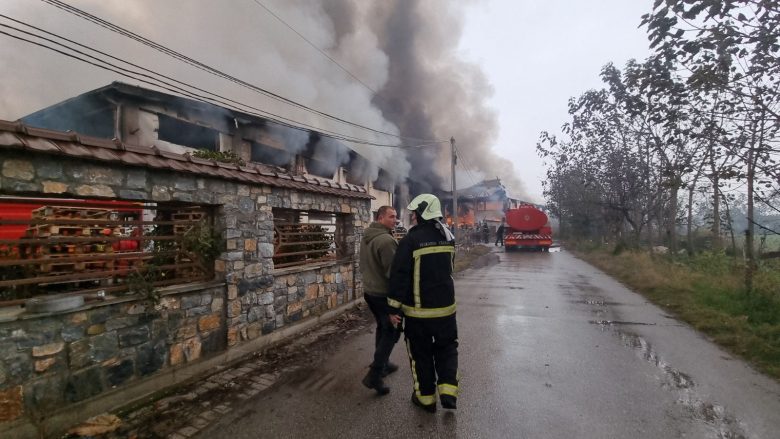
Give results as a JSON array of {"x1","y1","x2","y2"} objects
[{"x1": 403, "y1": 314, "x2": 459, "y2": 406}]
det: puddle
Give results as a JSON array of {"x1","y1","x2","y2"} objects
[
  {"x1": 571, "y1": 299, "x2": 623, "y2": 306},
  {"x1": 612, "y1": 330, "x2": 748, "y2": 438},
  {"x1": 589, "y1": 320, "x2": 657, "y2": 327}
]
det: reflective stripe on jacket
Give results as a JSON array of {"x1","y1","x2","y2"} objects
[{"x1": 388, "y1": 221, "x2": 455, "y2": 318}]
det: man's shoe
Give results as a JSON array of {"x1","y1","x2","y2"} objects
[
  {"x1": 411, "y1": 393, "x2": 436, "y2": 413},
  {"x1": 440, "y1": 395, "x2": 457, "y2": 410},
  {"x1": 381, "y1": 362, "x2": 399, "y2": 377},
  {"x1": 362, "y1": 371, "x2": 390, "y2": 395}
]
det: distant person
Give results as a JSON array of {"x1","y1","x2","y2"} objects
[
  {"x1": 495, "y1": 219, "x2": 505, "y2": 246},
  {"x1": 388, "y1": 194, "x2": 459, "y2": 413},
  {"x1": 481, "y1": 221, "x2": 489, "y2": 243},
  {"x1": 359, "y1": 206, "x2": 401, "y2": 395}
]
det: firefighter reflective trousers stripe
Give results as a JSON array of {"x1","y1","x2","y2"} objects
[{"x1": 404, "y1": 314, "x2": 459, "y2": 405}]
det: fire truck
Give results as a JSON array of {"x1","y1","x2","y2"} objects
[{"x1": 503, "y1": 204, "x2": 553, "y2": 251}]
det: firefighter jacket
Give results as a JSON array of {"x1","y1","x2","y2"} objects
[{"x1": 387, "y1": 220, "x2": 456, "y2": 319}]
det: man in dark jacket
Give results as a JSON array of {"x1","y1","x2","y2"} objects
[
  {"x1": 495, "y1": 219, "x2": 505, "y2": 246},
  {"x1": 388, "y1": 194, "x2": 459, "y2": 413},
  {"x1": 359, "y1": 206, "x2": 400, "y2": 395}
]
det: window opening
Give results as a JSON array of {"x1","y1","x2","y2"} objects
[{"x1": 0, "y1": 197, "x2": 218, "y2": 305}]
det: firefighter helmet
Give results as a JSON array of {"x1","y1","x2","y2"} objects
[{"x1": 407, "y1": 194, "x2": 443, "y2": 221}]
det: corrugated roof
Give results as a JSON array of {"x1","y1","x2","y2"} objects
[{"x1": 0, "y1": 120, "x2": 372, "y2": 200}]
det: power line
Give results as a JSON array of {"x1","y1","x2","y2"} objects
[
  {"x1": 754, "y1": 192, "x2": 780, "y2": 216},
  {"x1": 457, "y1": 161, "x2": 480, "y2": 189},
  {"x1": 453, "y1": 143, "x2": 482, "y2": 188},
  {"x1": 748, "y1": 218, "x2": 780, "y2": 235},
  {"x1": 248, "y1": 0, "x2": 378, "y2": 95},
  {"x1": 39, "y1": 0, "x2": 447, "y2": 145},
  {"x1": 0, "y1": 17, "x2": 441, "y2": 149}
]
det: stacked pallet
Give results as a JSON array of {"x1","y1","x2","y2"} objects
[
  {"x1": 23, "y1": 206, "x2": 121, "y2": 276},
  {"x1": 172, "y1": 208, "x2": 207, "y2": 278},
  {"x1": 172, "y1": 208, "x2": 205, "y2": 235}
]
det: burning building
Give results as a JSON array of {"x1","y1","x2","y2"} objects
[
  {"x1": 440, "y1": 178, "x2": 525, "y2": 229},
  {"x1": 21, "y1": 81, "x2": 400, "y2": 214}
]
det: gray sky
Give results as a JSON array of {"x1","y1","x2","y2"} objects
[
  {"x1": 459, "y1": 0, "x2": 652, "y2": 201},
  {"x1": 0, "y1": 0, "x2": 652, "y2": 203}
]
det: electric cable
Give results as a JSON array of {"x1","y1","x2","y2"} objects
[
  {"x1": 0, "y1": 18, "x2": 441, "y2": 149},
  {"x1": 40, "y1": 0, "x2": 448, "y2": 145},
  {"x1": 453, "y1": 143, "x2": 483, "y2": 189},
  {"x1": 248, "y1": 0, "x2": 378, "y2": 95},
  {"x1": 747, "y1": 217, "x2": 780, "y2": 235}
]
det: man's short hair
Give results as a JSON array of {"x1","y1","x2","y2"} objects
[{"x1": 376, "y1": 205, "x2": 395, "y2": 220}]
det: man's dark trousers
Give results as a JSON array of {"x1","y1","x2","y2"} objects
[{"x1": 364, "y1": 293, "x2": 400, "y2": 371}]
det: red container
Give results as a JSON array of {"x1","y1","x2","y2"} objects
[{"x1": 505, "y1": 205, "x2": 548, "y2": 232}]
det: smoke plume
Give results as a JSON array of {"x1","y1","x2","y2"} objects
[{"x1": 0, "y1": 0, "x2": 526, "y2": 197}]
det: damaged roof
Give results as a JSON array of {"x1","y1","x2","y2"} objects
[{"x1": 0, "y1": 120, "x2": 372, "y2": 199}]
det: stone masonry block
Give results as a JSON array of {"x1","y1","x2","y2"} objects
[
  {"x1": 31, "y1": 342, "x2": 64, "y2": 357},
  {"x1": 286, "y1": 301, "x2": 302, "y2": 315},
  {"x1": 182, "y1": 338, "x2": 202, "y2": 362},
  {"x1": 176, "y1": 323, "x2": 198, "y2": 341},
  {"x1": 42, "y1": 181, "x2": 68, "y2": 194},
  {"x1": 305, "y1": 284, "x2": 318, "y2": 301},
  {"x1": 2, "y1": 160, "x2": 34, "y2": 180},
  {"x1": 34, "y1": 358, "x2": 57, "y2": 373},
  {"x1": 170, "y1": 343, "x2": 184, "y2": 366},
  {"x1": 198, "y1": 314, "x2": 221, "y2": 332},
  {"x1": 75, "y1": 184, "x2": 115, "y2": 198},
  {"x1": 118, "y1": 326, "x2": 150, "y2": 347},
  {"x1": 0, "y1": 385, "x2": 23, "y2": 422}
]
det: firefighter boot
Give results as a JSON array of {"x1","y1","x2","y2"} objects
[
  {"x1": 362, "y1": 368, "x2": 390, "y2": 395},
  {"x1": 411, "y1": 393, "x2": 437, "y2": 413},
  {"x1": 440, "y1": 395, "x2": 457, "y2": 410}
]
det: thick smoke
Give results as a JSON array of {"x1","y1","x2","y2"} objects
[
  {"x1": 0, "y1": 0, "x2": 526, "y2": 197},
  {"x1": 328, "y1": 0, "x2": 526, "y2": 197}
]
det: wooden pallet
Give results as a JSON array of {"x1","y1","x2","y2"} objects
[
  {"x1": 32, "y1": 206, "x2": 118, "y2": 220},
  {"x1": 172, "y1": 213, "x2": 204, "y2": 221},
  {"x1": 26, "y1": 225, "x2": 119, "y2": 238},
  {"x1": 172, "y1": 209, "x2": 205, "y2": 235}
]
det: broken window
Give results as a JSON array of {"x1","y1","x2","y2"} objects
[
  {"x1": 272, "y1": 209, "x2": 348, "y2": 269},
  {"x1": 250, "y1": 140, "x2": 293, "y2": 167},
  {"x1": 157, "y1": 114, "x2": 220, "y2": 151}
]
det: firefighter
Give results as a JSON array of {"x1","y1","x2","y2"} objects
[
  {"x1": 388, "y1": 194, "x2": 459, "y2": 413},
  {"x1": 495, "y1": 218, "x2": 505, "y2": 246}
]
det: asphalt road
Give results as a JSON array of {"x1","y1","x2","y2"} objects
[{"x1": 198, "y1": 249, "x2": 780, "y2": 439}]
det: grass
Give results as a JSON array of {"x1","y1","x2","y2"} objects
[
  {"x1": 454, "y1": 245, "x2": 493, "y2": 273},
  {"x1": 575, "y1": 247, "x2": 780, "y2": 380}
]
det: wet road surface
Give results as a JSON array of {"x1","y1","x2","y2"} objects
[{"x1": 197, "y1": 249, "x2": 780, "y2": 438}]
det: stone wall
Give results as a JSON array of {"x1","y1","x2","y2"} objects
[
  {"x1": 0, "y1": 150, "x2": 369, "y2": 429},
  {"x1": 0, "y1": 284, "x2": 225, "y2": 423}
]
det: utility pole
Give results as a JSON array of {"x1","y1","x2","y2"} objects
[{"x1": 451, "y1": 137, "x2": 458, "y2": 237}]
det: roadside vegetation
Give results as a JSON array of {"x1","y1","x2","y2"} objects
[
  {"x1": 535, "y1": 1, "x2": 780, "y2": 380},
  {"x1": 574, "y1": 243, "x2": 780, "y2": 380},
  {"x1": 454, "y1": 245, "x2": 494, "y2": 273}
]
